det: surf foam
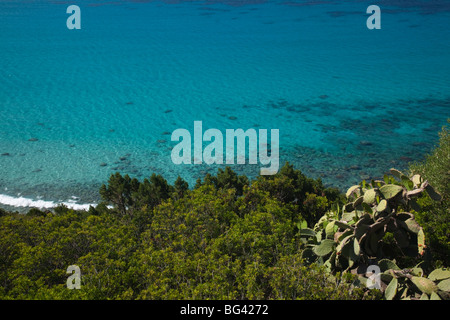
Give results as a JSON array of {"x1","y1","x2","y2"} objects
[{"x1": 0, "y1": 194, "x2": 98, "y2": 211}]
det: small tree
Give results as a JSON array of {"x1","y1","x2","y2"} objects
[{"x1": 99, "y1": 173, "x2": 139, "y2": 216}]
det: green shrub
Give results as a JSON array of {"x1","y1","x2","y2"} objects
[
  {"x1": 1, "y1": 122, "x2": 448, "y2": 300},
  {"x1": 409, "y1": 120, "x2": 449, "y2": 267}
]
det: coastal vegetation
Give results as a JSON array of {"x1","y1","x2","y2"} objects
[{"x1": 0, "y1": 122, "x2": 448, "y2": 300}]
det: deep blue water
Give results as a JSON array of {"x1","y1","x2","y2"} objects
[{"x1": 0, "y1": 0, "x2": 449, "y2": 209}]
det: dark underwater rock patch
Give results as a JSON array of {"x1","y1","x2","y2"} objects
[{"x1": 359, "y1": 140, "x2": 373, "y2": 146}]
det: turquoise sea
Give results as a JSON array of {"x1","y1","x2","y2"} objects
[{"x1": 0, "y1": 0, "x2": 449, "y2": 210}]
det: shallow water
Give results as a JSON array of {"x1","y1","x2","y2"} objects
[{"x1": 0, "y1": 0, "x2": 449, "y2": 210}]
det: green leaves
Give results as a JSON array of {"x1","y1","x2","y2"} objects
[
  {"x1": 374, "y1": 265, "x2": 450, "y2": 300},
  {"x1": 425, "y1": 184, "x2": 442, "y2": 201},
  {"x1": 385, "y1": 277, "x2": 398, "y2": 300},
  {"x1": 353, "y1": 238, "x2": 360, "y2": 257},
  {"x1": 325, "y1": 221, "x2": 336, "y2": 238},
  {"x1": 379, "y1": 184, "x2": 403, "y2": 200},
  {"x1": 402, "y1": 218, "x2": 421, "y2": 234},
  {"x1": 341, "y1": 211, "x2": 356, "y2": 222},
  {"x1": 376, "y1": 199, "x2": 388, "y2": 212},
  {"x1": 346, "y1": 185, "x2": 361, "y2": 199},
  {"x1": 299, "y1": 228, "x2": 316, "y2": 237},
  {"x1": 1, "y1": 157, "x2": 447, "y2": 301},
  {"x1": 363, "y1": 188, "x2": 377, "y2": 204},
  {"x1": 303, "y1": 167, "x2": 445, "y2": 301},
  {"x1": 437, "y1": 278, "x2": 450, "y2": 292},
  {"x1": 100, "y1": 172, "x2": 140, "y2": 216},
  {"x1": 428, "y1": 269, "x2": 450, "y2": 281},
  {"x1": 410, "y1": 276, "x2": 438, "y2": 295},
  {"x1": 297, "y1": 220, "x2": 308, "y2": 230},
  {"x1": 411, "y1": 174, "x2": 422, "y2": 187},
  {"x1": 378, "y1": 259, "x2": 400, "y2": 272},
  {"x1": 418, "y1": 228, "x2": 426, "y2": 256},
  {"x1": 390, "y1": 168, "x2": 408, "y2": 181},
  {"x1": 313, "y1": 239, "x2": 336, "y2": 257}
]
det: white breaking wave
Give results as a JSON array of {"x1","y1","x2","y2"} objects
[{"x1": 0, "y1": 194, "x2": 98, "y2": 211}]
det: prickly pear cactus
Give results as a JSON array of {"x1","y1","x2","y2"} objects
[{"x1": 297, "y1": 168, "x2": 446, "y2": 299}]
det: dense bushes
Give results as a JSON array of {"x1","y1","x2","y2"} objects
[
  {"x1": 409, "y1": 121, "x2": 449, "y2": 267},
  {"x1": 0, "y1": 164, "x2": 369, "y2": 300},
  {"x1": 0, "y1": 122, "x2": 448, "y2": 300}
]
